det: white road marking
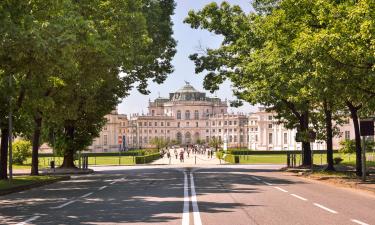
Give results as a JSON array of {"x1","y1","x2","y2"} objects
[
  {"x1": 262, "y1": 181, "x2": 272, "y2": 186},
  {"x1": 80, "y1": 192, "x2": 93, "y2": 198},
  {"x1": 313, "y1": 203, "x2": 338, "y2": 214},
  {"x1": 110, "y1": 181, "x2": 117, "y2": 185},
  {"x1": 274, "y1": 187, "x2": 288, "y2": 192},
  {"x1": 98, "y1": 186, "x2": 107, "y2": 191},
  {"x1": 351, "y1": 219, "x2": 369, "y2": 225},
  {"x1": 252, "y1": 177, "x2": 261, "y2": 181},
  {"x1": 16, "y1": 215, "x2": 40, "y2": 225},
  {"x1": 290, "y1": 194, "x2": 307, "y2": 201},
  {"x1": 190, "y1": 172, "x2": 202, "y2": 225},
  {"x1": 50, "y1": 200, "x2": 76, "y2": 209},
  {"x1": 182, "y1": 172, "x2": 189, "y2": 225}
]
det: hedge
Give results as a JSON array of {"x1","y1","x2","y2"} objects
[
  {"x1": 226, "y1": 149, "x2": 338, "y2": 155},
  {"x1": 135, "y1": 153, "x2": 161, "y2": 164},
  {"x1": 39, "y1": 149, "x2": 158, "y2": 157}
]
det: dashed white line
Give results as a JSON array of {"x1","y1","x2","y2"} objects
[
  {"x1": 110, "y1": 181, "x2": 117, "y2": 185},
  {"x1": 313, "y1": 203, "x2": 338, "y2": 214},
  {"x1": 274, "y1": 187, "x2": 288, "y2": 192},
  {"x1": 50, "y1": 200, "x2": 76, "y2": 209},
  {"x1": 98, "y1": 186, "x2": 108, "y2": 191},
  {"x1": 290, "y1": 194, "x2": 307, "y2": 201},
  {"x1": 190, "y1": 172, "x2": 202, "y2": 225},
  {"x1": 16, "y1": 215, "x2": 40, "y2": 225},
  {"x1": 182, "y1": 172, "x2": 189, "y2": 225},
  {"x1": 252, "y1": 176, "x2": 261, "y2": 181},
  {"x1": 351, "y1": 219, "x2": 369, "y2": 225},
  {"x1": 80, "y1": 192, "x2": 93, "y2": 198},
  {"x1": 262, "y1": 181, "x2": 272, "y2": 186}
]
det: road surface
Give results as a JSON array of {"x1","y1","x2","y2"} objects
[{"x1": 0, "y1": 164, "x2": 374, "y2": 225}]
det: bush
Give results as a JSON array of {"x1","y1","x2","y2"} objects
[
  {"x1": 135, "y1": 153, "x2": 161, "y2": 164},
  {"x1": 333, "y1": 157, "x2": 343, "y2": 165},
  {"x1": 13, "y1": 140, "x2": 32, "y2": 165}
]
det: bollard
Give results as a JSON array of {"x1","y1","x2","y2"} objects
[{"x1": 287, "y1": 153, "x2": 290, "y2": 167}]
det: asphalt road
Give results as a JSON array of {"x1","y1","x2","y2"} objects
[{"x1": 0, "y1": 165, "x2": 374, "y2": 225}]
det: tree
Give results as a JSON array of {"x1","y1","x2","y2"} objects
[
  {"x1": 209, "y1": 137, "x2": 223, "y2": 152},
  {"x1": 12, "y1": 140, "x2": 31, "y2": 165},
  {"x1": 150, "y1": 137, "x2": 169, "y2": 151}
]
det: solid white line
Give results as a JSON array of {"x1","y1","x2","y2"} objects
[
  {"x1": 313, "y1": 203, "x2": 338, "y2": 214},
  {"x1": 16, "y1": 216, "x2": 40, "y2": 225},
  {"x1": 351, "y1": 219, "x2": 369, "y2": 225},
  {"x1": 274, "y1": 187, "x2": 288, "y2": 192},
  {"x1": 98, "y1": 186, "x2": 107, "y2": 191},
  {"x1": 80, "y1": 192, "x2": 93, "y2": 198},
  {"x1": 262, "y1": 181, "x2": 272, "y2": 186},
  {"x1": 182, "y1": 172, "x2": 189, "y2": 225},
  {"x1": 252, "y1": 177, "x2": 261, "y2": 181},
  {"x1": 190, "y1": 172, "x2": 202, "y2": 225},
  {"x1": 50, "y1": 200, "x2": 76, "y2": 209},
  {"x1": 290, "y1": 194, "x2": 307, "y2": 201}
]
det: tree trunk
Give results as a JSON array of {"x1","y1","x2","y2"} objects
[
  {"x1": 60, "y1": 125, "x2": 77, "y2": 168},
  {"x1": 31, "y1": 116, "x2": 42, "y2": 175},
  {"x1": 324, "y1": 104, "x2": 335, "y2": 171},
  {"x1": 300, "y1": 111, "x2": 312, "y2": 167},
  {"x1": 0, "y1": 128, "x2": 9, "y2": 180},
  {"x1": 347, "y1": 102, "x2": 362, "y2": 176}
]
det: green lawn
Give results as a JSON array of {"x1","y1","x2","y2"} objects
[
  {"x1": 0, "y1": 176, "x2": 61, "y2": 190},
  {"x1": 228, "y1": 153, "x2": 375, "y2": 166}
]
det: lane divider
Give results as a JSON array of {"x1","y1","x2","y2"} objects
[
  {"x1": 290, "y1": 194, "x2": 307, "y2": 201},
  {"x1": 182, "y1": 172, "x2": 189, "y2": 225},
  {"x1": 351, "y1": 219, "x2": 369, "y2": 225},
  {"x1": 15, "y1": 215, "x2": 40, "y2": 225},
  {"x1": 313, "y1": 203, "x2": 338, "y2": 214},
  {"x1": 274, "y1": 187, "x2": 288, "y2": 193},
  {"x1": 80, "y1": 192, "x2": 94, "y2": 198},
  {"x1": 98, "y1": 186, "x2": 108, "y2": 191},
  {"x1": 50, "y1": 200, "x2": 76, "y2": 209},
  {"x1": 190, "y1": 172, "x2": 202, "y2": 225}
]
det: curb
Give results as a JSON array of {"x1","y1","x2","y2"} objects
[{"x1": 0, "y1": 176, "x2": 70, "y2": 196}]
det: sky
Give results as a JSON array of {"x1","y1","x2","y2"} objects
[{"x1": 118, "y1": 0, "x2": 257, "y2": 115}]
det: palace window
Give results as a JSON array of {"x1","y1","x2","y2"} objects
[
  {"x1": 268, "y1": 124, "x2": 273, "y2": 129},
  {"x1": 177, "y1": 110, "x2": 181, "y2": 119},
  {"x1": 269, "y1": 133, "x2": 273, "y2": 144},
  {"x1": 345, "y1": 131, "x2": 350, "y2": 140},
  {"x1": 167, "y1": 122, "x2": 170, "y2": 126},
  {"x1": 194, "y1": 110, "x2": 199, "y2": 119},
  {"x1": 284, "y1": 133, "x2": 288, "y2": 144},
  {"x1": 185, "y1": 110, "x2": 191, "y2": 120},
  {"x1": 103, "y1": 135, "x2": 108, "y2": 146},
  {"x1": 155, "y1": 122, "x2": 157, "y2": 126},
  {"x1": 144, "y1": 122, "x2": 147, "y2": 126},
  {"x1": 229, "y1": 121, "x2": 232, "y2": 125},
  {"x1": 161, "y1": 122, "x2": 164, "y2": 126},
  {"x1": 196, "y1": 122, "x2": 199, "y2": 127}
]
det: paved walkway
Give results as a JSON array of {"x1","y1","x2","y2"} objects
[{"x1": 151, "y1": 148, "x2": 223, "y2": 165}]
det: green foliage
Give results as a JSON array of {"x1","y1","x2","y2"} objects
[
  {"x1": 12, "y1": 140, "x2": 32, "y2": 165},
  {"x1": 339, "y1": 139, "x2": 357, "y2": 154},
  {"x1": 149, "y1": 137, "x2": 169, "y2": 150},
  {"x1": 135, "y1": 153, "x2": 161, "y2": 164},
  {"x1": 208, "y1": 137, "x2": 223, "y2": 151}
]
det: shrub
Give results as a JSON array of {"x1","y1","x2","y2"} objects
[
  {"x1": 13, "y1": 140, "x2": 32, "y2": 165},
  {"x1": 333, "y1": 157, "x2": 343, "y2": 165}
]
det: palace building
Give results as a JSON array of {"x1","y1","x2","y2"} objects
[
  {"x1": 87, "y1": 83, "x2": 356, "y2": 153},
  {"x1": 88, "y1": 83, "x2": 249, "y2": 152}
]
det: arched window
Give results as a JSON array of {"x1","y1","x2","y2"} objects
[
  {"x1": 185, "y1": 132, "x2": 191, "y2": 144},
  {"x1": 194, "y1": 110, "x2": 199, "y2": 119},
  {"x1": 185, "y1": 110, "x2": 190, "y2": 120},
  {"x1": 177, "y1": 110, "x2": 181, "y2": 119},
  {"x1": 194, "y1": 132, "x2": 200, "y2": 143},
  {"x1": 177, "y1": 132, "x2": 182, "y2": 144}
]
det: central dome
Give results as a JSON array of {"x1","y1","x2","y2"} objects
[
  {"x1": 176, "y1": 82, "x2": 199, "y2": 93},
  {"x1": 169, "y1": 82, "x2": 206, "y2": 101}
]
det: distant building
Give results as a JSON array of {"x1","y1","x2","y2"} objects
[{"x1": 89, "y1": 83, "x2": 249, "y2": 152}]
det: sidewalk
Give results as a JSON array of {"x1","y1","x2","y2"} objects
[{"x1": 151, "y1": 148, "x2": 223, "y2": 165}]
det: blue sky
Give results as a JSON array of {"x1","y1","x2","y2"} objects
[{"x1": 118, "y1": 0, "x2": 256, "y2": 115}]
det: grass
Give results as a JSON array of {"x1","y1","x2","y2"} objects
[
  {"x1": 227, "y1": 152, "x2": 375, "y2": 166},
  {"x1": 0, "y1": 175, "x2": 61, "y2": 191}
]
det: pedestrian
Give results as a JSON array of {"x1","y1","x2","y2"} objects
[
  {"x1": 174, "y1": 149, "x2": 178, "y2": 159},
  {"x1": 180, "y1": 151, "x2": 184, "y2": 162},
  {"x1": 167, "y1": 151, "x2": 171, "y2": 159}
]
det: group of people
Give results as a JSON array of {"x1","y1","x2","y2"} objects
[{"x1": 162, "y1": 145, "x2": 215, "y2": 162}]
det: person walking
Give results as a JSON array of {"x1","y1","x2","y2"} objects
[
  {"x1": 180, "y1": 150, "x2": 184, "y2": 162},
  {"x1": 174, "y1": 149, "x2": 178, "y2": 159}
]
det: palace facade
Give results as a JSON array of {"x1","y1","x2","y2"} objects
[
  {"x1": 88, "y1": 83, "x2": 249, "y2": 152},
  {"x1": 87, "y1": 84, "x2": 357, "y2": 153}
]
